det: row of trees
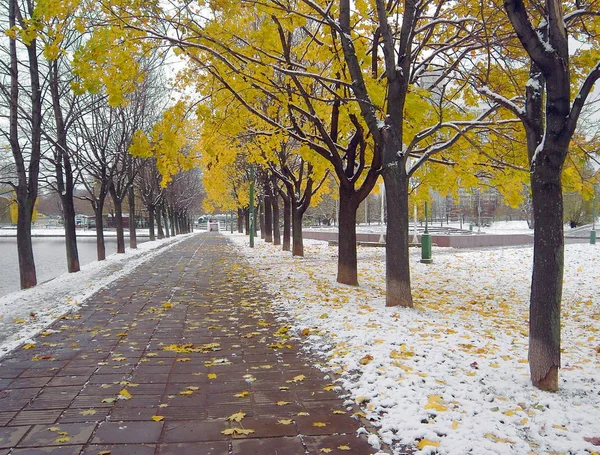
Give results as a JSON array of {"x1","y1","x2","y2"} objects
[
  {"x1": 1, "y1": 0, "x2": 599, "y2": 392},
  {"x1": 0, "y1": 0, "x2": 202, "y2": 290}
]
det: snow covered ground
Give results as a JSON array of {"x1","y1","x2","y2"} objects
[
  {"x1": 228, "y1": 234, "x2": 600, "y2": 455},
  {"x1": 0, "y1": 234, "x2": 190, "y2": 358}
]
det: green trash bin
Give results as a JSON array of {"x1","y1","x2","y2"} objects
[{"x1": 421, "y1": 233, "x2": 433, "y2": 264}]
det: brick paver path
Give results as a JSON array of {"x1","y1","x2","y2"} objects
[{"x1": 0, "y1": 234, "x2": 388, "y2": 455}]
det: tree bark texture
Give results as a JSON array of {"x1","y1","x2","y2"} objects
[
  {"x1": 272, "y1": 188, "x2": 281, "y2": 246},
  {"x1": 383, "y1": 168, "x2": 413, "y2": 308},
  {"x1": 93, "y1": 200, "x2": 106, "y2": 261},
  {"x1": 264, "y1": 185, "x2": 273, "y2": 243},
  {"x1": 128, "y1": 185, "x2": 137, "y2": 249},
  {"x1": 337, "y1": 189, "x2": 360, "y2": 285},
  {"x1": 157, "y1": 209, "x2": 165, "y2": 239},
  {"x1": 148, "y1": 207, "x2": 156, "y2": 241},
  {"x1": 281, "y1": 192, "x2": 291, "y2": 251}
]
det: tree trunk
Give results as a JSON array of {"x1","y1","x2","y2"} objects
[
  {"x1": 16, "y1": 198, "x2": 37, "y2": 289},
  {"x1": 163, "y1": 206, "x2": 170, "y2": 238},
  {"x1": 264, "y1": 191, "x2": 273, "y2": 243},
  {"x1": 292, "y1": 202, "x2": 304, "y2": 257},
  {"x1": 9, "y1": 0, "x2": 41, "y2": 289},
  {"x1": 156, "y1": 208, "x2": 164, "y2": 239},
  {"x1": 337, "y1": 189, "x2": 360, "y2": 285},
  {"x1": 383, "y1": 168, "x2": 413, "y2": 308},
  {"x1": 49, "y1": 59, "x2": 80, "y2": 274},
  {"x1": 94, "y1": 202, "x2": 106, "y2": 261},
  {"x1": 282, "y1": 193, "x2": 291, "y2": 251},
  {"x1": 62, "y1": 197, "x2": 79, "y2": 272},
  {"x1": 128, "y1": 185, "x2": 137, "y2": 249},
  {"x1": 244, "y1": 208, "x2": 250, "y2": 235},
  {"x1": 169, "y1": 208, "x2": 176, "y2": 236},
  {"x1": 148, "y1": 206, "x2": 156, "y2": 241},
  {"x1": 237, "y1": 208, "x2": 244, "y2": 233},
  {"x1": 529, "y1": 163, "x2": 563, "y2": 391},
  {"x1": 272, "y1": 188, "x2": 281, "y2": 246},
  {"x1": 259, "y1": 200, "x2": 265, "y2": 240},
  {"x1": 112, "y1": 195, "x2": 126, "y2": 254}
]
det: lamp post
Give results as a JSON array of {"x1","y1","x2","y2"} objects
[
  {"x1": 379, "y1": 182, "x2": 385, "y2": 243},
  {"x1": 249, "y1": 166, "x2": 255, "y2": 248}
]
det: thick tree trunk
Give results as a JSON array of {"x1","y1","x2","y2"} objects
[
  {"x1": 272, "y1": 189, "x2": 281, "y2": 246},
  {"x1": 383, "y1": 169, "x2": 413, "y2": 308},
  {"x1": 94, "y1": 203, "x2": 106, "y2": 261},
  {"x1": 16, "y1": 199, "x2": 37, "y2": 289},
  {"x1": 62, "y1": 197, "x2": 79, "y2": 273},
  {"x1": 156, "y1": 209, "x2": 164, "y2": 239},
  {"x1": 244, "y1": 209, "x2": 249, "y2": 235},
  {"x1": 148, "y1": 207, "x2": 156, "y2": 241},
  {"x1": 282, "y1": 193, "x2": 291, "y2": 251},
  {"x1": 529, "y1": 164, "x2": 563, "y2": 391},
  {"x1": 128, "y1": 185, "x2": 137, "y2": 249},
  {"x1": 337, "y1": 189, "x2": 360, "y2": 285},
  {"x1": 9, "y1": 0, "x2": 41, "y2": 289},
  {"x1": 264, "y1": 192, "x2": 273, "y2": 243},
  {"x1": 292, "y1": 203, "x2": 304, "y2": 257}
]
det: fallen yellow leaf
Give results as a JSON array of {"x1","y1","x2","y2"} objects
[
  {"x1": 417, "y1": 439, "x2": 440, "y2": 449},
  {"x1": 151, "y1": 416, "x2": 164, "y2": 422},
  {"x1": 226, "y1": 412, "x2": 246, "y2": 422},
  {"x1": 118, "y1": 389, "x2": 132, "y2": 400}
]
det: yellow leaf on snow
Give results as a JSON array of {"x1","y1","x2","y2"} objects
[
  {"x1": 359, "y1": 355, "x2": 373, "y2": 365},
  {"x1": 417, "y1": 439, "x2": 440, "y2": 449},
  {"x1": 484, "y1": 433, "x2": 516, "y2": 444},
  {"x1": 424, "y1": 395, "x2": 448, "y2": 412}
]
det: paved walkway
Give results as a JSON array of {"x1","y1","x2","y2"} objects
[{"x1": 0, "y1": 234, "x2": 387, "y2": 455}]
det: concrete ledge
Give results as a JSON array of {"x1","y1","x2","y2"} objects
[{"x1": 305, "y1": 230, "x2": 535, "y2": 249}]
